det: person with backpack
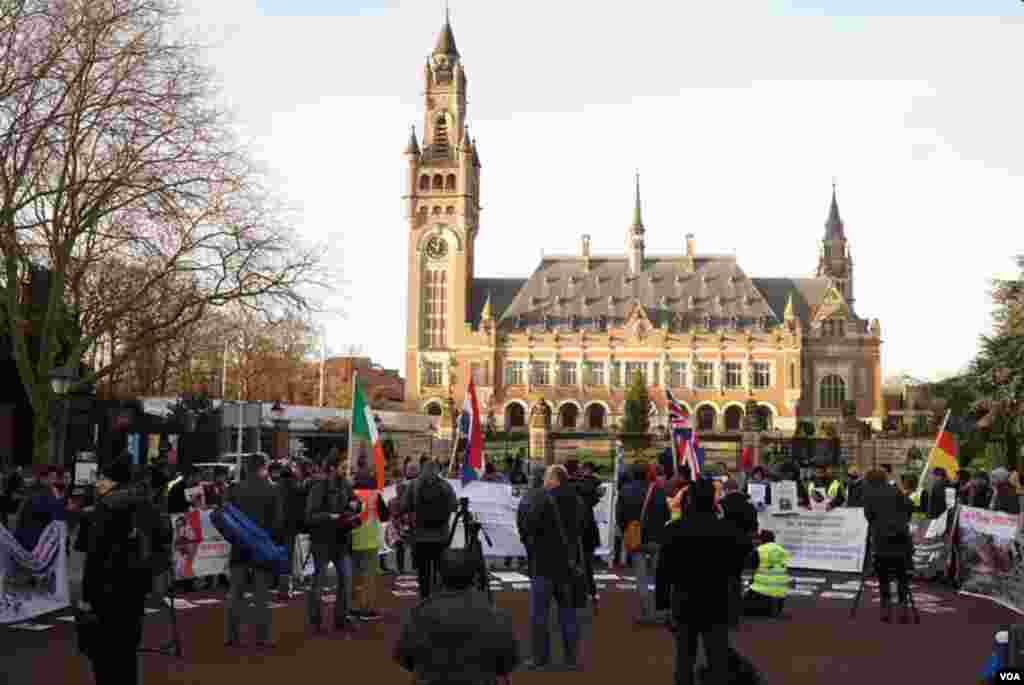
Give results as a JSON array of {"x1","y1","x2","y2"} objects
[
  {"x1": 305, "y1": 454, "x2": 362, "y2": 635},
  {"x1": 399, "y1": 460, "x2": 456, "y2": 599},
  {"x1": 76, "y1": 456, "x2": 168, "y2": 685}
]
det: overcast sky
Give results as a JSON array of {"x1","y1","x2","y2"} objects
[{"x1": 180, "y1": 1, "x2": 1024, "y2": 383}]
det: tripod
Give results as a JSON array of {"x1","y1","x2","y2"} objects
[
  {"x1": 138, "y1": 570, "x2": 183, "y2": 658},
  {"x1": 850, "y1": 529, "x2": 920, "y2": 624},
  {"x1": 446, "y1": 498, "x2": 494, "y2": 603}
]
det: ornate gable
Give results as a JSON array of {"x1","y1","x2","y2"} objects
[
  {"x1": 624, "y1": 299, "x2": 653, "y2": 342},
  {"x1": 813, "y1": 282, "x2": 850, "y2": 321}
]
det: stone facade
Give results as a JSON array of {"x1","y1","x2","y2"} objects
[{"x1": 404, "y1": 19, "x2": 883, "y2": 436}]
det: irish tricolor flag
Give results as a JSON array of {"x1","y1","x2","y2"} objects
[{"x1": 352, "y1": 378, "x2": 385, "y2": 489}]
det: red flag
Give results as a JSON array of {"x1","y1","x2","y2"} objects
[{"x1": 740, "y1": 447, "x2": 753, "y2": 472}]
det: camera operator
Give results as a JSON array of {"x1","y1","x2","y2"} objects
[
  {"x1": 305, "y1": 455, "x2": 363, "y2": 635},
  {"x1": 400, "y1": 460, "x2": 457, "y2": 599},
  {"x1": 394, "y1": 548, "x2": 520, "y2": 685},
  {"x1": 75, "y1": 456, "x2": 168, "y2": 685},
  {"x1": 570, "y1": 461, "x2": 604, "y2": 606},
  {"x1": 862, "y1": 468, "x2": 914, "y2": 622}
]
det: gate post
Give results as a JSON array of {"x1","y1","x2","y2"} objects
[{"x1": 529, "y1": 397, "x2": 553, "y2": 466}]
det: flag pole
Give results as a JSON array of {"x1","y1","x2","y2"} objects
[
  {"x1": 348, "y1": 371, "x2": 357, "y2": 480},
  {"x1": 917, "y1": 408, "x2": 951, "y2": 492}
]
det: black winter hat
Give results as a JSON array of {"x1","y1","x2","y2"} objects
[{"x1": 100, "y1": 458, "x2": 133, "y2": 484}]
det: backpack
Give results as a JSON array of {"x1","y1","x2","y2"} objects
[
  {"x1": 111, "y1": 501, "x2": 170, "y2": 578},
  {"x1": 415, "y1": 476, "x2": 450, "y2": 529}
]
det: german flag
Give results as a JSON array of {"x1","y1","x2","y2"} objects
[{"x1": 923, "y1": 429, "x2": 959, "y2": 482}]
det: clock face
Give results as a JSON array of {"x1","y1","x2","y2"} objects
[{"x1": 425, "y1": 235, "x2": 448, "y2": 260}]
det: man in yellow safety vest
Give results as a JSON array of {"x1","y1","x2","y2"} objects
[
  {"x1": 743, "y1": 531, "x2": 791, "y2": 617},
  {"x1": 351, "y1": 467, "x2": 390, "y2": 622}
]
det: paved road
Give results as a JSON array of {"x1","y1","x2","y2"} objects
[{"x1": 2, "y1": 565, "x2": 1014, "y2": 684}]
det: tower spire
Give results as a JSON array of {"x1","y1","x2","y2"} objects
[
  {"x1": 433, "y1": 5, "x2": 459, "y2": 59},
  {"x1": 825, "y1": 181, "x2": 844, "y2": 240},
  {"x1": 632, "y1": 170, "x2": 643, "y2": 229}
]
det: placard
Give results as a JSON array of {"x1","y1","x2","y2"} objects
[
  {"x1": 771, "y1": 481, "x2": 798, "y2": 514},
  {"x1": 957, "y1": 506, "x2": 1024, "y2": 614},
  {"x1": 758, "y1": 508, "x2": 868, "y2": 573},
  {"x1": 748, "y1": 483, "x2": 767, "y2": 509}
]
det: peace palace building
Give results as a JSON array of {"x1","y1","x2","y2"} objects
[{"x1": 404, "y1": 19, "x2": 884, "y2": 435}]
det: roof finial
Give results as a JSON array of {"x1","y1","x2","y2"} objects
[{"x1": 445, "y1": 0, "x2": 450, "y2": 24}]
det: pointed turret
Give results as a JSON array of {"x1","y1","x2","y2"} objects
[
  {"x1": 824, "y1": 184, "x2": 845, "y2": 241},
  {"x1": 433, "y1": 12, "x2": 459, "y2": 61},
  {"x1": 481, "y1": 291, "x2": 493, "y2": 322},
  {"x1": 404, "y1": 125, "x2": 420, "y2": 156},
  {"x1": 471, "y1": 137, "x2": 481, "y2": 168},
  {"x1": 784, "y1": 292, "x2": 795, "y2": 321}
]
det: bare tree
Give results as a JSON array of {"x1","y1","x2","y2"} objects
[{"x1": 0, "y1": 0, "x2": 331, "y2": 462}]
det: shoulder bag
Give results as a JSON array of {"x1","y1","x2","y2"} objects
[{"x1": 624, "y1": 484, "x2": 654, "y2": 553}]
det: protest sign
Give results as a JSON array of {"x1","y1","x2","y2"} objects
[
  {"x1": 910, "y1": 508, "x2": 954, "y2": 580},
  {"x1": 748, "y1": 483, "x2": 767, "y2": 509},
  {"x1": 957, "y1": 505, "x2": 1024, "y2": 614},
  {"x1": 171, "y1": 510, "x2": 230, "y2": 580},
  {"x1": 758, "y1": 508, "x2": 868, "y2": 573},
  {"x1": 0, "y1": 523, "x2": 69, "y2": 624},
  {"x1": 771, "y1": 481, "x2": 798, "y2": 514}
]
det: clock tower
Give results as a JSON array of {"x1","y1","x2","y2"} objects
[{"x1": 404, "y1": 14, "x2": 482, "y2": 400}]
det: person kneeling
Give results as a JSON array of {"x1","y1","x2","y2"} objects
[
  {"x1": 744, "y1": 531, "x2": 791, "y2": 617},
  {"x1": 394, "y1": 549, "x2": 520, "y2": 685}
]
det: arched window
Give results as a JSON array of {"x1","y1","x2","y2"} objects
[
  {"x1": 425, "y1": 402, "x2": 443, "y2": 417},
  {"x1": 445, "y1": 174, "x2": 457, "y2": 191},
  {"x1": 819, "y1": 374, "x2": 846, "y2": 410},
  {"x1": 559, "y1": 404, "x2": 579, "y2": 429},
  {"x1": 697, "y1": 405, "x2": 716, "y2": 431},
  {"x1": 755, "y1": 405, "x2": 773, "y2": 431},
  {"x1": 432, "y1": 206, "x2": 442, "y2": 215},
  {"x1": 724, "y1": 405, "x2": 743, "y2": 431},
  {"x1": 586, "y1": 404, "x2": 606, "y2": 430},
  {"x1": 445, "y1": 206, "x2": 455, "y2": 215},
  {"x1": 419, "y1": 175, "x2": 430, "y2": 191},
  {"x1": 506, "y1": 403, "x2": 526, "y2": 429},
  {"x1": 432, "y1": 174, "x2": 444, "y2": 190}
]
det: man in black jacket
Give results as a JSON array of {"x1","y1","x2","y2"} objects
[
  {"x1": 77, "y1": 458, "x2": 164, "y2": 685},
  {"x1": 862, "y1": 469, "x2": 915, "y2": 623},
  {"x1": 394, "y1": 549, "x2": 520, "y2": 685},
  {"x1": 305, "y1": 455, "x2": 362, "y2": 634},
  {"x1": 399, "y1": 460, "x2": 457, "y2": 599},
  {"x1": 516, "y1": 465, "x2": 547, "y2": 572},
  {"x1": 224, "y1": 453, "x2": 284, "y2": 647},
  {"x1": 656, "y1": 478, "x2": 754, "y2": 685},
  {"x1": 521, "y1": 465, "x2": 585, "y2": 671}
]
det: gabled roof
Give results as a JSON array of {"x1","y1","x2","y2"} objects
[
  {"x1": 494, "y1": 256, "x2": 776, "y2": 330},
  {"x1": 751, "y1": 277, "x2": 860, "y2": 322}
]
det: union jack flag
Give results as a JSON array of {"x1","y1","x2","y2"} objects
[{"x1": 666, "y1": 389, "x2": 702, "y2": 478}]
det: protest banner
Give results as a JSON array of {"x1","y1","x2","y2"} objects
[
  {"x1": 0, "y1": 522, "x2": 69, "y2": 624},
  {"x1": 171, "y1": 510, "x2": 231, "y2": 580},
  {"x1": 957, "y1": 505, "x2": 1024, "y2": 614},
  {"x1": 910, "y1": 508, "x2": 955, "y2": 580},
  {"x1": 377, "y1": 478, "x2": 613, "y2": 559},
  {"x1": 758, "y1": 508, "x2": 868, "y2": 573},
  {"x1": 771, "y1": 481, "x2": 798, "y2": 514}
]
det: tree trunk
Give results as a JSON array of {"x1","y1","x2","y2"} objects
[
  {"x1": 1006, "y1": 431, "x2": 1020, "y2": 472},
  {"x1": 32, "y1": 394, "x2": 51, "y2": 466}
]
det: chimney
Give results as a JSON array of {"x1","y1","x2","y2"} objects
[
  {"x1": 580, "y1": 234, "x2": 591, "y2": 257},
  {"x1": 686, "y1": 233, "x2": 695, "y2": 257}
]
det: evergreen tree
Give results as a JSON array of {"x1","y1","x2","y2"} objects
[{"x1": 620, "y1": 370, "x2": 651, "y2": 456}]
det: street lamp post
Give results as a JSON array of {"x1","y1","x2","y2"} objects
[
  {"x1": 48, "y1": 366, "x2": 78, "y2": 467},
  {"x1": 270, "y1": 400, "x2": 287, "y2": 461}
]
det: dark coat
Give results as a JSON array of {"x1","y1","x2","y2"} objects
[
  {"x1": 399, "y1": 472, "x2": 457, "y2": 544},
  {"x1": 225, "y1": 475, "x2": 285, "y2": 564},
  {"x1": 845, "y1": 479, "x2": 865, "y2": 508},
  {"x1": 394, "y1": 588, "x2": 520, "y2": 685},
  {"x1": 616, "y1": 480, "x2": 670, "y2": 547},
  {"x1": 862, "y1": 482, "x2": 914, "y2": 559},
  {"x1": 81, "y1": 485, "x2": 159, "y2": 605},
  {"x1": 919, "y1": 478, "x2": 949, "y2": 519},
  {"x1": 655, "y1": 513, "x2": 753, "y2": 627},
  {"x1": 306, "y1": 476, "x2": 360, "y2": 549},
  {"x1": 516, "y1": 485, "x2": 546, "y2": 562},
  {"x1": 521, "y1": 485, "x2": 583, "y2": 583},
  {"x1": 718, "y1": 491, "x2": 758, "y2": 536},
  {"x1": 570, "y1": 476, "x2": 603, "y2": 551}
]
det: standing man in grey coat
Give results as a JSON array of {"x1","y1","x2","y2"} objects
[
  {"x1": 399, "y1": 460, "x2": 457, "y2": 599},
  {"x1": 224, "y1": 453, "x2": 285, "y2": 648}
]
